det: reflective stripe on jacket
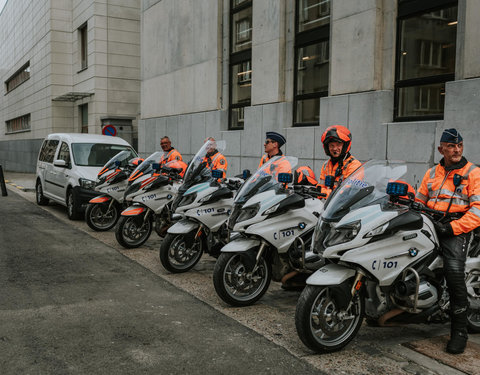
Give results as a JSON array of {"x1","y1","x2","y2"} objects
[
  {"x1": 415, "y1": 158, "x2": 480, "y2": 235},
  {"x1": 202, "y1": 151, "x2": 228, "y2": 178},
  {"x1": 258, "y1": 150, "x2": 283, "y2": 170},
  {"x1": 317, "y1": 154, "x2": 362, "y2": 197},
  {"x1": 159, "y1": 148, "x2": 182, "y2": 165}
]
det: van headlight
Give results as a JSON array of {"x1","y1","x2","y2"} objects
[
  {"x1": 79, "y1": 178, "x2": 96, "y2": 190},
  {"x1": 324, "y1": 221, "x2": 361, "y2": 247}
]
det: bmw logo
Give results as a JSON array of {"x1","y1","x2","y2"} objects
[
  {"x1": 167, "y1": 194, "x2": 172, "y2": 200},
  {"x1": 298, "y1": 222, "x2": 306, "y2": 230},
  {"x1": 409, "y1": 248, "x2": 418, "y2": 257}
]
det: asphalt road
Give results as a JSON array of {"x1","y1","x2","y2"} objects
[{"x1": 0, "y1": 190, "x2": 322, "y2": 375}]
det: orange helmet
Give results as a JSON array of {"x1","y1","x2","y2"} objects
[
  {"x1": 295, "y1": 166, "x2": 318, "y2": 186},
  {"x1": 167, "y1": 160, "x2": 188, "y2": 178},
  {"x1": 321, "y1": 125, "x2": 352, "y2": 157}
]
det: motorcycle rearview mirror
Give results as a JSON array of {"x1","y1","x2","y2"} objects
[
  {"x1": 277, "y1": 172, "x2": 293, "y2": 184},
  {"x1": 211, "y1": 169, "x2": 223, "y2": 179},
  {"x1": 115, "y1": 160, "x2": 121, "y2": 167},
  {"x1": 386, "y1": 181, "x2": 408, "y2": 197},
  {"x1": 242, "y1": 169, "x2": 251, "y2": 180},
  {"x1": 324, "y1": 175, "x2": 335, "y2": 189}
]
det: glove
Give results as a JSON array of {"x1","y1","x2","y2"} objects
[{"x1": 434, "y1": 221, "x2": 454, "y2": 238}]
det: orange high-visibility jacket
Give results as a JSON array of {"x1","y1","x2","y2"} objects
[
  {"x1": 317, "y1": 154, "x2": 362, "y2": 197},
  {"x1": 203, "y1": 151, "x2": 228, "y2": 178},
  {"x1": 159, "y1": 148, "x2": 182, "y2": 166},
  {"x1": 263, "y1": 156, "x2": 292, "y2": 178},
  {"x1": 258, "y1": 151, "x2": 283, "y2": 170},
  {"x1": 415, "y1": 158, "x2": 480, "y2": 235}
]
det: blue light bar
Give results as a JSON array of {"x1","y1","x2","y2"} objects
[
  {"x1": 277, "y1": 172, "x2": 293, "y2": 184},
  {"x1": 386, "y1": 181, "x2": 408, "y2": 196},
  {"x1": 211, "y1": 169, "x2": 223, "y2": 179}
]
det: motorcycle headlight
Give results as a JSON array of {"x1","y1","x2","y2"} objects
[
  {"x1": 237, "y1": 203, "x2": 260, "y2": 223},
  {"x1": 262, "y1": 203, "x2": 280, "y2": 216},
  {"x1": 178, "y1": 192, "x2": 197, "y2": 207},
  {"x1": 199, "y1": 193, "x2": 214, "y2": 204},
  {"x1": 311, "y1": 219, "x2": 330, "y2": 254},
  {"x1": 364, "y1": 222, "x2": 389, "y2": 238},
  {"x1": 325, "y1": 220, "x2": 361, "y2": 247},
  {"x1": 79, "y1": 178, "x2": 96, "y2": 190}
]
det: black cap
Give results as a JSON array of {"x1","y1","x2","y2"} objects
[
  {"x1": 440, "y1": 128, "x2": 463, "y2": 144},
  {"x1": 266, "y1": 131, "x2": 286, "y2": 147}
]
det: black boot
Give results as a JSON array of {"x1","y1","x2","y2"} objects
[{"x1": 446, "y1": 306, "x2": 468, "y2": 354}]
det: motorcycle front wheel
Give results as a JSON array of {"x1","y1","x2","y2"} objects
[
  {"x1": 295, "y1": 284, "x2": 364, "y2": 353},
  {"x1": 85, "y1": 202, "x2": 119, "y2": 231},
  {"x1": 159, "y1": 232, "x2": 204, "y2": 273},
  {"x1": 213, "y1": 251, "x2": 271, "y2": 307},
  {"x1": 115, "y1": 214, "x2": 152, "y2": 249}
]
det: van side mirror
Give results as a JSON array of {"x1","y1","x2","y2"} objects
[{"x1": 53, "y1": 159, "x2": 67, "y2": 168}]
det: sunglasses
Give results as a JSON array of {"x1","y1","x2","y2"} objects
[{"x1": 264, "y1": 139, "x2": 276, "y2": 145}]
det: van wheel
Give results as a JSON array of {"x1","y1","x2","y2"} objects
[
  {"x1": 67, "y1": 188, "x2": 82, "y2": 220},
  {"x1": 35, "y1": 181, "x2": 49, "y2": 206}
]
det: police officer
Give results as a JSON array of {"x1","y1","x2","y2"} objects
[
  {"x1": 258, "y1": 131, "x2": 286, "y2": 169},
  {"x1": 203, "y1": 137, "x2": 228, "y2": 178},
  {"x1": 318, "y1": 125, "x2": 361, "y2": 197},
  {"x1": 159, "y1": 136, "x2": 182, "y2": 166},
  {"x1": 416, "y1": 128, "x2": 480, "y2": 354}
]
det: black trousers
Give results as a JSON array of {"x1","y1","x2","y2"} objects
[{"x1": 440, "y1": 232, "x2": 473, "y2": 329}]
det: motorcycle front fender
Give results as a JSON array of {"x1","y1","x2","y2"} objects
[
  {"x1": 121, "y1": 204, "x2": 146, "y2": 216},
  {"x1": 167, "y1": 219, "x2": 199, "y2": 234},
  {"x1": 89, "y1": 195, "x2": 111, "y2": 204},
  {"x1": 221, "y1": 237, "x2": 261, "y2": 253},
  {"x1": 306, "y1": 263, "x2": 356, "y2": 286}
]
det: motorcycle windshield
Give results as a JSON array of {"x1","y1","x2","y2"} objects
[
  {"x1": 321, "y1": 159, "x2": 408, "y2": 222},
  {"x1": 98, "y1": 150, "x2": 137, "y2": 177},
  {"x1": 182, "y1": 139, "x2": 227, "y2": 185},
  {"x1": 234, "y1": 156, "x2": 298, "y2": 205},
  {"x1": 128, "y1": 151, "x2": 164, "y2": 182}
]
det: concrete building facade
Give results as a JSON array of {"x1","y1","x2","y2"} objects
[
  {"x1": 139, "y1": 0, "x2": 480, "y2": 187},
  {"x1": 0, "y1": 0, "x2": 141, "y2": 172}
]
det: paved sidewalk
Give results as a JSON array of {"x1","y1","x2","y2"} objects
[{"x1": 3, "y1": 171, "x2": 36, "y2": 192}]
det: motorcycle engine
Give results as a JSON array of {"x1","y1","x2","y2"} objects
[{"x1": 393, "y1": 278, "x2": 438, "y2": 309}]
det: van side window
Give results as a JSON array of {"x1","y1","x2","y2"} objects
[
  {"x1": 57, "y1": 142, "x2": 71, "y2": 166},
  {"x1": 38, "y1": 140, "x2": 49, "y2": 162},
  {"x1": 45, "y1": 140, "x2": 59, "y2": 163}
]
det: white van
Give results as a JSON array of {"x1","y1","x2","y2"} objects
[{"x1": 35, "y1": 133, "x2": 136, "y2": 219}]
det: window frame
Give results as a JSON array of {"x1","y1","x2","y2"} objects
[
  {"x1": 5, "y1": 114, "x2": 31, "y2": 134},
  {"x1": 293, "y1": 0, "x2": 330, "y2": 127},
  {"x1": 79, "y1": 22, "x2": 88, "y2": 71},
  {"x1": 5, "y1": 62, "x2": 30, "y2": 93},
  {"x1": 228, "y1": 0, "x2": 252, "y2": 130},
  {"x1": 80, "y1": 103, "x2": 88, "y2": 133},
  {"x1": 393, "y1": 0, "x2": 458, "y2": 122}
]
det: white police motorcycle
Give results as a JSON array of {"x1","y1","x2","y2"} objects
[
  {"x1": 159, "y1": 140, "x2": 243, "y2": 273},
  {"x1": 295, "y1": 160, "x2": 480, "y2": 353},
  {"x1": 85, "y1": 150, "x2": 139, "y2": 231},
  {"x1": 115, "y1": 152, "x2": 184, "y2": 248},
  {"x1": 212, "y1": 156, "x2": 325, "y2": 307}
]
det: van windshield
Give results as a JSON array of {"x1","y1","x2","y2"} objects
[{"x1": 71, "y1": 143, "x2": 134, "y2": 167}]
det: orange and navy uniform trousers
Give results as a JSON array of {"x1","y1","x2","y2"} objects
[
  {"x1": 202, "y1": 151, "x2": 228, "y2": 178},
  {"x1": 159, "y1": 148, "x2": 182, "y2": 166},
  {"x1": 415, "y1": 158, "x2": 480, "y2": 235},
  {"x1": 317, "y1": 154, "x2": 361, "y2": 197}
]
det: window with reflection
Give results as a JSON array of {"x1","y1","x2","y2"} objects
[
  {"x1": 229, "y1": 0, "x2": 252, "y2": 130},
  {"x1": 395, "y1": 0, "x2": 457, "y2": 121},
  {"x1": 294, "y1": 0, "x2": 330, "y2": 126}
]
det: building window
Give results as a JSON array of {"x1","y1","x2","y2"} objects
[
  {"x1": 229, "y1": 0, "x2": 252, "y2": 130},
  {"x1": 5, "y1": 62, "x2": 30, "y2": 93},
  {"x1": 80, "y1": 104, "x2": 88, "y2": 133},
  {"x1": 294, "y1": 0, "x2": 330, "y2": 127},
  {"x1": 79, "y1": 23, "x2": 88, "y2": 70},
  {"x1": 394, "y1": 0, "x2": 457, "y2": 121},
  {"x1": 6, "y1": 114, "x2": 31, "y2": 134}
]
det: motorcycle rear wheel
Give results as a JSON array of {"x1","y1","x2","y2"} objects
[
  {"x1": 466, "y1": 269, "x2": 480, "y2": 333},
  {"x1": 159, "y1": 232, "x2": 204, "y2": 273},
  {"x1": 85, "y1": 202, "x2": 119, "y2": 231},
  {"x1": 115, "y1": 214, "x2": 152, "y2": 249},
  {"x1": 295, "y1": 284, "x2": 364, "y2": 353},
  {"x1": 213, "y1": 251, "x2": 271, "y2": 307}
]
